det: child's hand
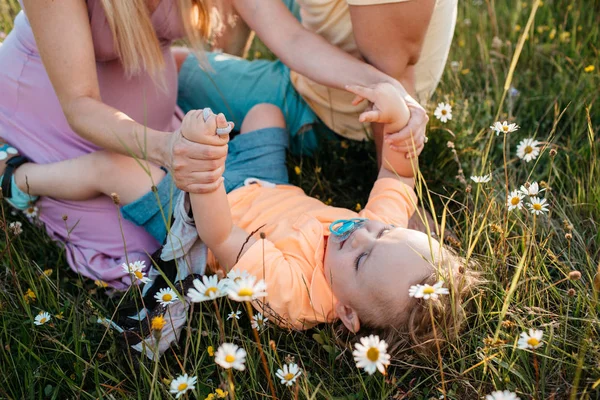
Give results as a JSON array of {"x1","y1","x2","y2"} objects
[
  {"x1": 180, "y1": 108, "x2": 234, "y2": 146},
  {"x1": 346, "y1": 83, "x2": 428, "y2": 159}
]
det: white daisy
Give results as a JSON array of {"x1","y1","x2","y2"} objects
[
  {"x1": 169, "y1": 374, "x2": 197, "y2": 399},
  {"x1": 215, "y1": 343, "x2": 247, "y2": 371},
  {"x1": 408, "y1": 281, "x2": 449, "y2": 301},
  {"x1": 187, "y1": 275, "x2": 227, "y2": 302},
  {"x1": 227, "y1": 275, "x2": 268, "y2": 302},
  {"x1": 486, "y1": 390, "x2": 521, "y2": 400},
  {"x1": 9, "y1": 221, "x2": 22, "y2": 235},
  {"x1": 434, "y1": 102, "x2": 453, "y2": 123},
  {"x1": 517, "y1": 328, "x2": 544, "y2": 349},
  {"x1": 227, "y1": 310, "x2": 242, "y2": 320},
  {"x1": 23, "y1": 205, "x2": 39, "y2": 219},
  {"x1": 121, "y1": 261, "x2": 150, "y2": 284},
  {"x1": 516, "y1": 138, "x2": 541, "y2": 162},
  {"x1": 520, "y1": 182, "x2": 541, "y2": 196},
  {"x1": 154, "y1": 288, "x2": 178, "y2": 306},
  {"x1": 275, "y1": 363, "x2": 302, "y2": 386},
  {"x1": 34, "y1": 311, "x2": 52, "y2": 326},
  {"x1": 506, "y1": 190, "x2": 525, "y2": 211},
  {"x1": 490, "y1": 121, "x2": 519, "y2": 136},
  {"x1": 528, "y1": 197, "x2": 549, "y2": 215},
  {"x1": 226, "y1": 269, "x2": 250, "y2": 283},
  {"x1": 353, "y1": 335, "x2": 391, "y2": 375},
  {"x1": 470, "y1": 174, "x2": 492, "y2": 183},
  {"x1": 251, "y1": 312, "x2": 269, "y2": 331}
]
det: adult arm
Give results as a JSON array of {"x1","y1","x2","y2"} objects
[
  {"x1": 349, "y1": 0, "x2": 435, "y2": 154},
  {"x1": 22, "y1": 0, "x2": 225, "y2": 192},
  {"x1": 234, "y1": 0, "x2": 429, "y2": 157}
]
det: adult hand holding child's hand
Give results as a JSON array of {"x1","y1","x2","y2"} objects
[
  {"x1": 167, "y1": 109, "x2": 233, "y2": 194},
  {"x1": 346, "y1": 82, "x2": 428, "y2": 159}
]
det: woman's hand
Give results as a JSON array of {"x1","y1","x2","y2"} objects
[{"x1": 164, "y1": 126, "x2": 229, "y2": 194}]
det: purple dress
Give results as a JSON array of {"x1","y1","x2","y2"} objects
[{"x1": 0, "y1": 0, "x2": 184, "y2": 288}]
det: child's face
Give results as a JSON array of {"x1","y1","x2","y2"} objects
[{"x1": 324, "y1": 220, "x2": 439, "y2": 330}]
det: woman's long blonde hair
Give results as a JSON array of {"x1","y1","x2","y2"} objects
[{"x1": 99, "y1": 0, "x2": 211, "y2": 79}]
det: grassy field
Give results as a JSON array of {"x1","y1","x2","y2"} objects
[{"x1": 1, "y1": 0, "x2": 600, "y2": 399}]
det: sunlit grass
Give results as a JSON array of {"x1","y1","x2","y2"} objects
[{"x1": 1, "y1": 0, "x2": 599, "y2": 398}]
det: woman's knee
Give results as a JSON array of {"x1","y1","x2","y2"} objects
[{"x1": 240, "y1": 104, "x2": 286, "y2": 134}]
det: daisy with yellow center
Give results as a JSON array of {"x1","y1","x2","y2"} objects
[
  {"x1": 528, "y1": 197, "x2": 549, "y2": 215},
  {"x1": 154, "y1": 287, "x2": 178, "y2": 306},
  {"x1": 275, "y1": 363, "x2": 302, "y2": 386},
  {"x1": 408, "y1": 281, "x2": 449, "y2": 301},
  {"x1": 215, "y1": 343, "x2": 247, "y2": 371},
  {"x1": 517, "y1": 328, "x2": 543, "y2": 350},
  {"x1": 151, "y1": 315, "x2": 166, "y2": 331},
  {"x1": 226, "y1": 269, "x2": 250, "y2": 284},
  {"x1": 516, "y1": 138, "x2": 541, "y2": 162},
  {"x1": 251, "y1": 312, "x2": 269, "y2": 331},
  {"x1": 169, "y1": 373, "x2": 197, "y2": 399},
  {"x1": 353, "y1": 335, "x2": 390, "y2": 375},
  {"x1": 227, "y1": 310, "x2": 242, "y2": 320},
  {"x1": 226, "y1": 275, "x2": 268, "y2": 302},
  {"x1": 490, "y1": 121, "x2": 519, "y2": 136},
  {"x1": 121, "y1": 260, "x2": 150, "y2": 284},
  {"x1": 187, "y1": 275, "x2": 227, "y2": 302},
  {"x1": 433, "y1": 102, "x2": 452, "y2": 123},
  {"x1": 34, "y1": 311, "x2": 52, "y2": 326},
  {"x1": 23, "y1": 205, "x2": 39, "y2": 219},
  {"x1": 506, "y1": 189, "x2": 524, "y2": 211}
]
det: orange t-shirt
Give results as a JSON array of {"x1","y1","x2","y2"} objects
[{"x1": 206, "y1": 178, "x2": 417, "y2": 329}]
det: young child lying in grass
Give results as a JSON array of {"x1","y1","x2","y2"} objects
[
  {"x1": 171, "y1": 85, "x2": 480, "y2": 356},
  {"x1": 0, "y1": 83, "x2": 479, "y2": 357}
]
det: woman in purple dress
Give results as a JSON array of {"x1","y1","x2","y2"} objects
[{"x1": 0, "y1": 0, "x2": 223, "y2": 288}]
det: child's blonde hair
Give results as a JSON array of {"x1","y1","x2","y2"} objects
[
  {"x1": 99, "y1": 0, "x2": 211, "y2": 79},
  {"x1": 340, "y1": 248, "x2": 484, "y2": 358}
]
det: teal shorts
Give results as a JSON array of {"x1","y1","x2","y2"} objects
[
  {"x1": 121, "y1": 127, "x2": 290, "y2": 243},
  {"x1": 176, "y1": 0, "x2": 339, "y2": 155}
]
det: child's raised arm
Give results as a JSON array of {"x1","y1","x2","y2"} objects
[
  {"x1": 345, "y1": 83, "x2": 419, "y2": 187},
  {"x1": 180, "y1": 109, "x2": 256, "y2": 271}
]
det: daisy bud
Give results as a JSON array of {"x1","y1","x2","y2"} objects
[
  {"x1": 260, "y1": 232, "x2": 266, "y2": 239},
  {"x1": 111, "y1": 192, "x2": 121, "y2": 205},
  {"x1": 567, "y1": 288, "x2": 576, "y2": 297},
  {"x1": 568, "y1": 271, "x2": 581, "y2": 281},
  {"x1": 549, "y1": 148, "x2": 557, "y2": 157},
  {"x1": 565, "y1": 233, "x2": 572, "y2": 240},
  {"x1": 62, "y1": 214, "x2": 68, "y2": 221},
  {"x1": 447, "y1": 141, "x2": 455, "y2": 149}
]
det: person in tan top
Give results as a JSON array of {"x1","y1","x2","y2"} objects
[{"x1": 176, "y1": 0, "x2": 456, "y2": 162}]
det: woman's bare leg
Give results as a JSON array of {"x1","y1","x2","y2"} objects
[{"x1": 13, "y1": 151, "x2": 166, "y2": 205}]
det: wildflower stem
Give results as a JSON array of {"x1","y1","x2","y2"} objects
[
  {"x1": 245, "y1": 302, "x2": 278, "y2": 400},
  {"x1": 533, "y1": 352, "x2": 539, "y2": 399},
  {"x1": 227, "y1": 369, "x2": 236, "y2": 400},
  {"x1": 213, "y1": 299, "x2": 226, "y2": 343},
  {"x1": 428, "y1": 303, "x2": 446, "y2": 399}
]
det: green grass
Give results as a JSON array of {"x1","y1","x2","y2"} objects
[{"x1": 1, "y1": 0, "x2": 600, "y2": 398}]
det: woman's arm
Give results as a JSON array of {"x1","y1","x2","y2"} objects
[{"x1": 23, "y1": 0, "x2": 225, "y2": 193}]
